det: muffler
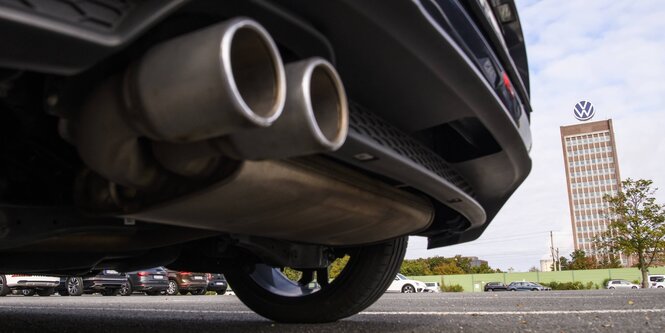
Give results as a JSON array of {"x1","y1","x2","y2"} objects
[
  {"x1": 125, "y1": 158, "x2": 434, "y2": 246},
  {"x1": 75, "y1": 18, "x2": 286, "y2": 189}
]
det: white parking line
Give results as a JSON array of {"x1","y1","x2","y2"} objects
[
  {"x1": 1, "y1": 305, "x2": 663, "y2": 316},
  {"x1": 360, "y1": 309, "x2": 665, "y2": 316}
]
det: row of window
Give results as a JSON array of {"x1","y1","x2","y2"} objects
[
  {"x1": 571, "y1": 179, "x2": 617, "y2": 189},
  {"x1": 568, "y1": 157, "x2": 614, "y2": 168},
  {"x1": 565, "y1": 134, "x2": 611, "y2": 146},
  {"x1": 569, "y1": 168, "x2": 616, "y2": 179},
  {"x1": 576, "y1": 225, "x2": 607, "y2": 233},
  {"x1": 574, "y1": 202, "x2": 610, "y2": 211},
  {"x1": 572, "y1": 191, "x2": 617, "y2": 200},
  {"x1": 575, "y1": 213, "x2": 613, "y2": 221},
  {"x1": 567, "y1": 146, "x2": 613, "y2": 157}
]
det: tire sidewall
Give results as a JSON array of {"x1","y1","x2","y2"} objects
[{"x1": 226, "y1": 236, "x2": 408, "y2": 323}]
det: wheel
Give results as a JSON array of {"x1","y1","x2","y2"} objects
[
  {"x1": 658, "y1": 286, "x2": 663, "y2": 289},
  {"x1": 0, "y1": 275, "x2": 9, "y2": 297},
  {"x1": 166, "y1": 280, "x2": 179, "y2": 296},
  {"x1": 216, "y1": 290, "x2": 226, "y2": 295},
  {"x1": 510, "y1": 289, "x2": 516, "y2": 291},
  {"x1": 488, "y1": 288, "x2": 494, "y2": 292},
  {"x1": 609, "y1": 287, "x2": 615, "y2": 290},
  {"x1": 401, "y1": 284, "x2": 416, "y2": 293},
  {"x1": 225, "y1": 236, "x2": 407, "y2": 323},
  {"x1": 531, "y1": 288, "x2": 538, "y2": 291},
  {"x1": 21, "y1": 289, "x2": 36, "y2": 296},
  {"x1": 101, "y1": 289, "x2": 119, "y2": 296},
  {"x1": 66, "y1": 277, "x2": 84, "y2": 296},
  {"x1": 631, "y1": 286, "x2": 638, "y2": 289},
  {"x1": 37, "y1": 288, "x2": 55, "y2": 297},
  {"x1": 119, "y1": 281, "x2": 132, "y2": 296},
  {"x1": 179, "y1": 290, "x2": 189, "y2": 295}
]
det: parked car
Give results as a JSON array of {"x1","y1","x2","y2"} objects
[
  {"x1": 165, "y1": 269, "x2": 208, "y2": 295},
  {"x1": 387, "y1": 274, "x2": 426, "y2": 293},
  {"x1": 606, "y1": 280, "x2": 640, "y2": 289},
  {"x1": 423, "y1": 282, "x2": 441, "y2": 293},
  {"x1": 120, "y1": 267, "x2": 169, "y2": 296},
  {"x1": 484, "y1": 282, "x2": 509, "y2": 292},
  {"x1": 0, "y1": 274, "x2": 60, "y2": 296},
  {"x1": 0, "y1": 0, "x2": 532, "y2": 322},
  {"x1": 507, "y1": 282, "x2": 550, "y2": 291},
  {"x1": 648, "y1": 275, "x2": 665, "y2": 289},
  {"x1": 56, "y1": 270, "x2": 127, "y2": 296},
  {"x1": 207, "y1": 273, "x2": 228, "y2": 295}
]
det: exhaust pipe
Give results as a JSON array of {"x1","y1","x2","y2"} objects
[
  {"x1": 127, "y1": 18, "x2": 286, "y2": 142},
  {"x1": 219, "y1": 58, "x2": 348, "y2": 159},
  {"x1": 75, "y1": 18, "x2": 286, "y2": 188},
  {"x1": 152, "y1": 57, "x2": 348, "y2": 177}
]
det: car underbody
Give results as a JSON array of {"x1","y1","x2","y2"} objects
[{"x1": 0, "y1": 0, "x2": 531, "y2": 322}]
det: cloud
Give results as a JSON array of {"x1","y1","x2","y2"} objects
[{"x1": 406, "y1": 0, "x2": 665, "y2": 271}]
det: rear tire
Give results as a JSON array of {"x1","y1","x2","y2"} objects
[
  {"x1": 226, "y1": 236, "x2": 408, "y2": 323},
  {"x1": 216, "y1": 290, "x2": 226, "y2": 295},
  {"x1": 166, "y1": 280, "x2": 179, "y2": 296},
  {"x1": 0, "y1": 275, "x2": 9, "y2": 297},
  {"x1": 119, "y1": 281, "x2": 132, "y2": 296},
  {"x1": 66, "y1": 277, "x2": 84, "y2": 296}
]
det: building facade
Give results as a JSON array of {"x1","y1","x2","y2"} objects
[{"x1": 560, "y1": 119, "x2": 629, "y2": 265}]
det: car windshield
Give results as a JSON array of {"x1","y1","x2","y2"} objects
[{"x1": 396, "y1": 273, "x2": 407, "y2": 280}]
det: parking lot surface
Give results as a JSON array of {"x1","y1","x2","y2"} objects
[{"x1": 0, "y1": 290, "x2": 664, "y2": 332}]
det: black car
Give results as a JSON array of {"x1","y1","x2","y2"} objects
[
  {"x1": 206, "y1": 274, "x2": 228, "y2": 295},
  {"x1": 0, "y1": 0, "x2": 531, "y2": 323},
  {"x1": 57, "y1": 270, "x2": 127, "y2": 296},
  {"x1": 484, "y1": 282, "x2": 508, "y2": 292},
  {"x1": 120, "y1": 267, "x2": 169, "y2": 296}
]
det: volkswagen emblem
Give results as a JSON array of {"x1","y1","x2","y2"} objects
[{"x1": 573, "y1": 101, "x2": 595, "y2": 121}]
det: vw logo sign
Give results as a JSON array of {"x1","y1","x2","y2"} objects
[{"x1": 573, "y1": 101, "x2": 595, "y2": 121}]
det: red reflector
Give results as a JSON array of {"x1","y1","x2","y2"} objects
[
  {"x1": 502, "y1": 72, "x2": 514, "y2": 97},
  {"x1": 137, "y1": 272, "x2": 149, "y2": 277}
]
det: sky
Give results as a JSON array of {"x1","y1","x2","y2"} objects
[{"x1": 405, "y1": 0, "x2": 665, "y2": 271}]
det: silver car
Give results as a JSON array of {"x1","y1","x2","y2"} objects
[{"x1": 606, "y1": 280, "x2": 640, "y2": 289}]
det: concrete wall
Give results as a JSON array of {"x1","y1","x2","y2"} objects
[{"x1": 409, "y1": 267, "x2": 665, "y2": 292}]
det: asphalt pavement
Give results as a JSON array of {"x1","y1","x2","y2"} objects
[{"x1": 0, "y1": 290, "x2": 664, "y2": 332}]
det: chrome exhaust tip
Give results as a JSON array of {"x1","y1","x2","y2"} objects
[
  {"x1": 221, "y1": 58, "x2": 348, "y2": 159},
  {"x1": 129, "y1": 18, "x2": 286, "y2": 142}
]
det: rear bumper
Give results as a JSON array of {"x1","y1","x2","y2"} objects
[
  {"x1": 13, "y1": 280, "x2": 60, "y2": 288},
  {"x1": 132, "y1": 281, "x2": 169, "y2": 291},
  {"x1": 83, "y1": 277, "x2": 127, "y2": 290}
]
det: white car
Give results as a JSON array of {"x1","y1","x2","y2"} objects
[
  {"x1": 0, "y1": 274, "x2": 61, "y2": 296},
  {"x1": 606, "y1": 279, "x2": 640, "y2": 290},
  {"x1": 386, "y1": 273, "x2": 426, "y2": 293},
  {"x1": 648, "y1": 275, "x2": 665, "y2": 288}
]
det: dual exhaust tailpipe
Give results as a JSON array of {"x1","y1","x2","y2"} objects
[{"x1": 75, "y1": 18, "x2": 348, "y2": 189}]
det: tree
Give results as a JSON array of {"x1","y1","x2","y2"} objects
[
  {"x1": 568, "y1": 249, "x2": 597, "y2": 270},
  {"x1": 595, "y1": 179, "x2": 665, "y2": 288},
  {"x1": 528, "y1": 266, "x2": 539, "y2": 272}
]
